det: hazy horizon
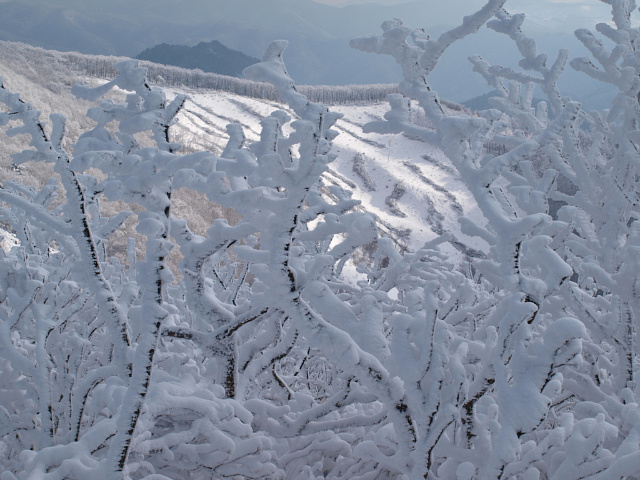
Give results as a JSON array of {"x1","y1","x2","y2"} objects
[
  {"x1": 0, "y1": 0, "x2": 620, "y2": 108},
  {"x1": 313, "y1": 0, "x2": 612, "y2": 33}
]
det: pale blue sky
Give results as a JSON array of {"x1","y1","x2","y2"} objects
[{"x1": 313, "y1": 0, "x2": 614, "y2": 32}]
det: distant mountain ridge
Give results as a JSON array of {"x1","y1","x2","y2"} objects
[
  {"x1": 136, "y1": 41, "x2": 259, "y2": 78},
  {"x1": 0, "y1": 0, "x2": 459, "y2": 88},
  {"x1": 0, "y1": 0, "x2": 617, "y2": 108},
  {"x1": 462, "y1": 90, "x2": 547, "y2": 112}
]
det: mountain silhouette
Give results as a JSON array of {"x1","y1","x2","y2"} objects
[{"x1": 136, "y1": 40, "x2": 259, "y2": 77}]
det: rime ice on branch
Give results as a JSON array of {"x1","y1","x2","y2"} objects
[{"x1": 351, "y1": 0, "x2": 640, "y2": 478}]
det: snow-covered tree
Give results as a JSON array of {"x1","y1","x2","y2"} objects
[
  {"x1": 0, "y1": 38, "x2": 404, "y2": 479},
  {"x1": 350, "y1": 0, "x2": 640, "y2": 477}
]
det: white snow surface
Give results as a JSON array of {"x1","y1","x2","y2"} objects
[
  {"x1": 167, "y1": 86, "x2": 487, "y2": 262},
  {"x1": 0, "y1": 227, "x2": 18, "y2": 252}
]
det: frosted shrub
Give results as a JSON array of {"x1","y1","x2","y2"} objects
[{"x1": 351, "y1": 0, "x2": 640, "y2": 477}]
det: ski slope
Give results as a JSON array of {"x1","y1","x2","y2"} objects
[{"x1": 168, "y1": 87, "x2": 487, "y2": 264}]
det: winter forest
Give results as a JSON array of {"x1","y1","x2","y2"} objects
[{"x1": 1, "y1": 0, "x2": 640, "y2": 478}]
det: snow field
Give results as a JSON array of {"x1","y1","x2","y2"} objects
[{"x1": 168, "y1": 88, "x2": 488, "y2": 265}]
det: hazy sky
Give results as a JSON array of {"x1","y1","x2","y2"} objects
[{"x1": 313, "y1": 0, "x2": 613, "y2": 32}]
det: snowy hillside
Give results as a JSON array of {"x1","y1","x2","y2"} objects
[
  {"x1": 168, "y1": 87, "x2": 485, "y2": 260},
  {"x1": 0, "y1": 41, "x2": 484, "y2": 265}
]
